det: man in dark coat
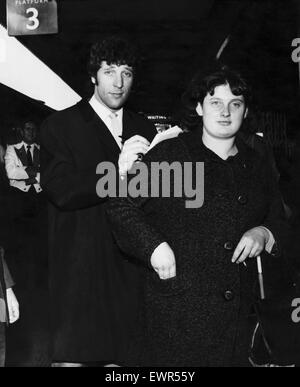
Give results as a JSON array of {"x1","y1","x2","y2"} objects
[{"x1": 40, "y1": 36, "x2": 156, "y2": 366}]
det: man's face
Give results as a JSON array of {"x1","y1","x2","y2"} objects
[
  {"x1": 196, "y1": 83, "x2": 248, "y2": 140},
  {"x1": 92, "y1": 61, "x2": 134, "y2": 111},
  {"x1": 22, "y1": 122, "x2": 37, "y2": 144}
]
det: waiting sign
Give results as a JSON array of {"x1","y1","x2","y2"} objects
[{"x1": 6, "y1": 0, "x2": 58, "y2": 36}]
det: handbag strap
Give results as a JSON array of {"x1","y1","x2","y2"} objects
[
  {"x1": 249, "y1": 321, "x2": 273, "y2": 367},
  {"x1": 256, "y1": 256, "x2": 265, "y2": 300}
]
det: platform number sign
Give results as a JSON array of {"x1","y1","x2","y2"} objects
[{"x1": 6, "y1": 0, "x2": 58, "y2": 36}]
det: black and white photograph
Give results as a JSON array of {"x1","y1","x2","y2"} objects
[{"x1": 0, "y1": 0, "x2": 300, "y2": 370}]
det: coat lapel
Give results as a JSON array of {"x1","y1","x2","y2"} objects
[
  {"x1": 122, "y1": 110, "x2": 137, "y2": 142},
  {"x1": 14, "y1": 145, "x2": 27, "y2": 166},
  {"x1": 78, "y1": 100, "x2": 120, "y2": 160}
]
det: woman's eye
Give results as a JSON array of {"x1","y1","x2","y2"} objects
[
  {"x1": 232, "y1": 103, "x2": 242, "y2": 109},
  {"x1": 123, "y1": 72, "x2": 133, "y2": 78}
]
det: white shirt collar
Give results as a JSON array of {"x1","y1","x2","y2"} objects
[{"x1": 89, "y1": 95, "x2": 123, "y2": 124}]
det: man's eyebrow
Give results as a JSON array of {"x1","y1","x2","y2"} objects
[
  {"x1": 209, "y1": 96, "x2": 244, "y2": 102},
  {"x1": 102, "y1": 64, "x2": 133, "y2": 71},
  {"x1": 230, "y1": 97, "x2": 245, "y2": 102}
]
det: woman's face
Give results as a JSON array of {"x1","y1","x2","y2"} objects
[{"x1": 196, "y1": 83, "x2": 248, "y2": 140}]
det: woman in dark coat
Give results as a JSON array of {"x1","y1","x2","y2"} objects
[{"x1": 107, "y1": 67, "x2": 287, "y2": 367}]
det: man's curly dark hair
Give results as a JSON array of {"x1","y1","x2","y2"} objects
[
  {"x1": 179, "y1": 65, "x2": 252, "y2": 131},
  {"x1": 87, "y1": 36, "x2": 139, "y2": 80}
]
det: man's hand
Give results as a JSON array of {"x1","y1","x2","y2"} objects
[
  {"x1": 118, "y1": 135, "x2": 150, "y2": 176},
  {"x1": 25, "y1": 166, "x2": 38, "y2": 178},
  {"x1": 25, "y1": 178, "x2": 38, "y2": 185},
  {"x1": 6, "y1": 288, "x2": 20, "y2": 324},
  {"x1": 150, "y1": 242, "x2": 176, "y2": 280},
  {"x1": 232, "y1": 226, "x2": 269, "y2": 264}
]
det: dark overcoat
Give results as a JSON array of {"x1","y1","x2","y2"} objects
[
  {"x1": 40, "y1": 100, "x2": 156, "y2": 363},
  {"x1": 0, "y1": 248, "x2": 14, "y2": 323},
  {"x1": 107, "y1": 129, "x2": 287, "y2": 367}
]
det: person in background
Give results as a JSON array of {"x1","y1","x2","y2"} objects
[
  {"x1": 3, "y1": 120, "x2": 48, "y2": 367},
  {"x1": 4, "y1": 120, "x2": 43, "y2": 289},
  {"x1": 5, "y1": 121, "x2": 41, "y2": 199}
]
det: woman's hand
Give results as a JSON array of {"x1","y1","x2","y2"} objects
[
  {"x1": 6, "y1": 288, "x2": 20, "y2": 324},
  {"x1": 150, "y1": 242, "x2": 176, "y2": 280},
  {"x1": 232, "y1": 226, "x2": 269, "y2": 264}
]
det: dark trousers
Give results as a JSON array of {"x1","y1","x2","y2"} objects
[
  {"x1": 8, "y1": 187, "x2": 48, "y2": 290},
  {"x1": 0, "y1": 323, "x2": 5, "y2": 367},
  {"x1": 9, "y1": 186, "x2": 41, "y2": 220}
]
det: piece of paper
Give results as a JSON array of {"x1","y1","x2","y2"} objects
[{"x1": 148, "y1": 126, "x2": 183, "y2": 152}]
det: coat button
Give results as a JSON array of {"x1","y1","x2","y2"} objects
[
  {"x1": 224, "y1": 241, "x2": 234, "y2": 251},
  {"x1": 224, "y1": 290, "x2": 234, "y2": 301},
  {"x1": 237, "y1": 195, "x2": 248, "y2": 205}
]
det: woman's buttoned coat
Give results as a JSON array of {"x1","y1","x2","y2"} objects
[{"x1": 107, "y1": 129, "x2": 286, "y2": 366}]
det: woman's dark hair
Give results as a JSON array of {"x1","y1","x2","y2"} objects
[
  {"x1": 87, "y1": 35, "x2": 139, "y2": 80},
  {"x1": 179, "y1": 65, "x2": 252, "y2": 131}
]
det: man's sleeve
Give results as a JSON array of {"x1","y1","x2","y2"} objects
[
  {"x1": 0, "y1": 248, "x2": 14, "y2": 289},
  {"x1": 40, "y1": 117, "x2": 112, "y2": 211},
  {"x1": 107, "y1": 143, "x2": 170, "y2": 268},
  {"x1": 5, "y1": 146, "x2": 30, "y2": 180},
  {"x1": 260, "y1": 227, "x2": 275, "y2": 254}
]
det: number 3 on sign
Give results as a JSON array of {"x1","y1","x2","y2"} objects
[{"x1": 26, "y1": 8, "x2": 40, "y2": 31}]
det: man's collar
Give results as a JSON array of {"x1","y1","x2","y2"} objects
[
  {"x1": 181, "y1": 127, "x2": 255, "y2": 167},
  {"x1": 14, "y1": 141, "x2": 39, "y2": 150}
]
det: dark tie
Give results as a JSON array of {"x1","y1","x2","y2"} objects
[{"x1": 26, "y1": 145, "x2": 33, "y2": 167}]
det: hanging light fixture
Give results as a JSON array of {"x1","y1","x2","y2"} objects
[{"x1": 0, "y1": 24, "x2": 81, "y2": 111}]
